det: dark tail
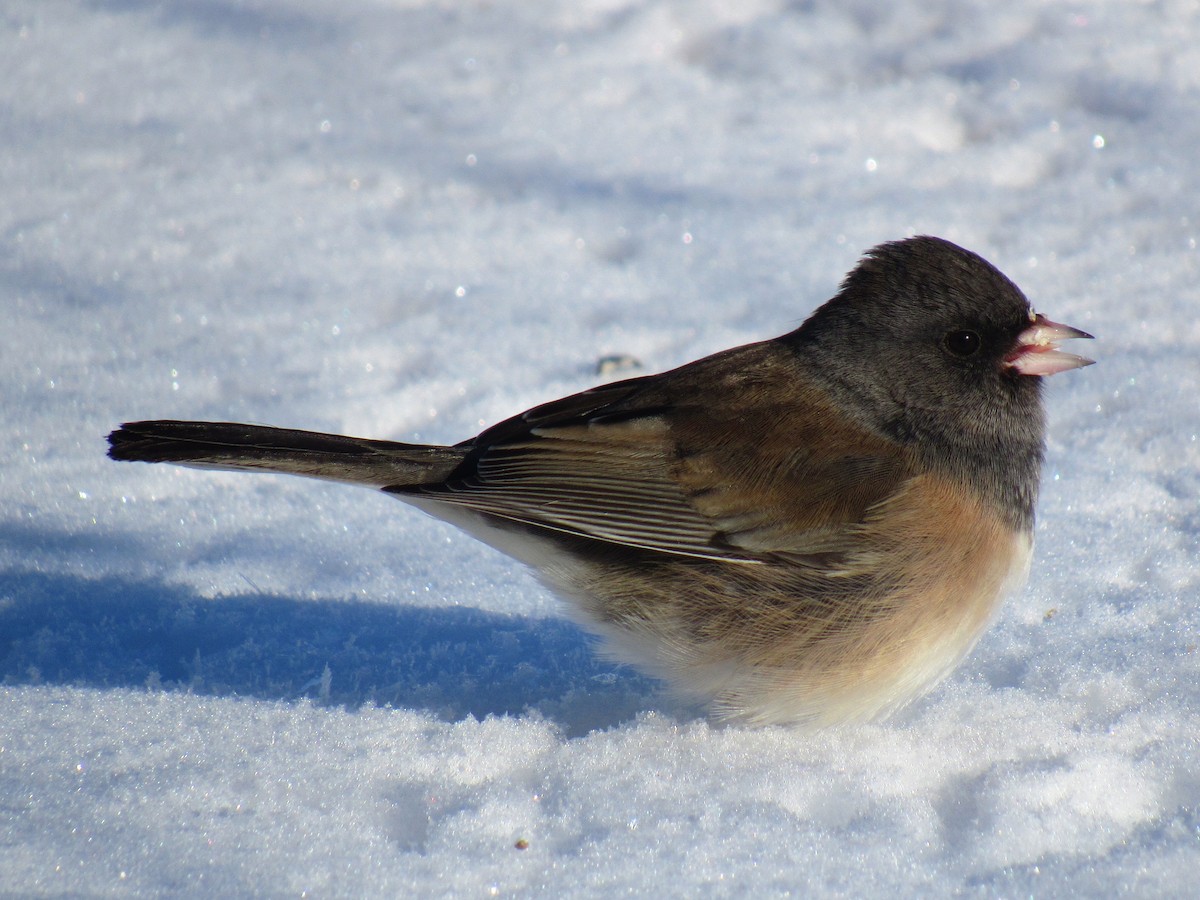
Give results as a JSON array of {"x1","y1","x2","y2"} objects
[{"x1": 107, "y1": 420, "x2": 465, "y2": 488}]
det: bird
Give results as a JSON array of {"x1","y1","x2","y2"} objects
[{"x1": 107, "y1": 236, "x2": 1093, "y2": 727}]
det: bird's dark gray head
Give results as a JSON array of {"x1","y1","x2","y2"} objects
[
  {"x1": 788, "y1": 236, "x2": 1052, "y2": 528},
  {"x1": 792, "y1": 236, "x2": 1045, "y2": 447}
]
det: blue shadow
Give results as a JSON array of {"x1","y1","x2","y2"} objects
[{"x1": 0, "y1": 569, "x2": 660, "y2": 736}]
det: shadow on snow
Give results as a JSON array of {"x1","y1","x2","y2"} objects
[{"x1": 0, "y1": 568, "x2": 661, "y2": 736}]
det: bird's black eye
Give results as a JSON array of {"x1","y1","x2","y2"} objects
[{"x1": 943, "y1": 329, "x2": 982, "y2": 358}]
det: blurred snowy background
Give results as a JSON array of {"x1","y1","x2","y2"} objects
[{"x1": 2, "y1": 0, "x2": 1198, "y2": 895}]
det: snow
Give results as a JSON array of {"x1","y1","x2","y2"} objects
[{"x1": 2, "y1": 0, "x2": 1198, "y2": 895}]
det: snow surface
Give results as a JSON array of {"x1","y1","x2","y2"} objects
[{"x1": 2, "y1": 0, "x2": 1198, "y2": 895}]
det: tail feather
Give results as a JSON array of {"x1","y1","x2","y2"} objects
[{"x1": 107, "y1": 420, "x2": 464, "y2": 488}]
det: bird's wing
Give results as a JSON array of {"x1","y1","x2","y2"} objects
[{"x1": 395, "y1": 343, "x2": 915, "y2": 563}]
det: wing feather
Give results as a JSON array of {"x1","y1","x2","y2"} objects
[
  {"x1": 396, "y1": 341, "x2": 916, "y2": 564},
  {"x1": 430, "y1": 419, "x2": 748, "y2": 560}
]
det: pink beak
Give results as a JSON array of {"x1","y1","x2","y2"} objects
[{"x1": 1006, "y1": 314, "x2": 1095, "y2": 376}]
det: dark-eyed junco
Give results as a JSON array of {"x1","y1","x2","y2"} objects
[{"x1": 108, "y1": 236, "x2": 1093, "y2": 727}]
